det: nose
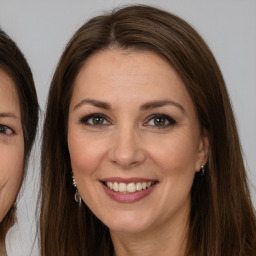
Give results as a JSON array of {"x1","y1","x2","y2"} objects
[{"x1": 108, "y1": 126, "x2": 146, "y2": 169}]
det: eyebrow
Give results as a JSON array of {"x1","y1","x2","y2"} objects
[
  {"x1": 0, "y1": 112, "x2": 17, "y2": 118},
  {"x1": 73, "y1": 98, "x2": 184, "y2": 113},
  {"x1": 140, "y1": 100, "x2": 185, "y2": 113},
  {"x1": 73, "y1": 99, "x2": 111, "y2": 111}
]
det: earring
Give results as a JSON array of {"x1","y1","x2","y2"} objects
[
  {"x1": 200, "y1": 164, "x2": 206, "y2": 176},
  {"x1": 72, "y1": 175, "x2": 82, "y2": 207}
]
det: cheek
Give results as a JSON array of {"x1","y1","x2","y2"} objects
[
  {"x1": 0, "y1": 141, "x2": 24, "y2": 221},
  {"x1": 0, "y1": 144, "x2": 24, "y2": 188},
  {"x1": 147, "y1": 131, "x2": 199, "y2": 175},
  {"x1": 143, "y1": 132, "x2": 198, "y2": 220},
  {"x1": 68, "y1": 131, "x2": 109, "y2": 209},
  {"x1": 68, "y1": 131, "x2": 106, "y2": 176}
]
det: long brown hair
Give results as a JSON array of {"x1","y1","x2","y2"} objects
[
  {"x1": 0, "y1": 29, "x2": 39, "y2": 252},
  {"x1": 40, "y1": 5, "x2": 256, "y2": 255}
]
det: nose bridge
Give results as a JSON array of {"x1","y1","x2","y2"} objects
[{"x1": 109, "y1": 122, "x2": 145, "y2": 168}]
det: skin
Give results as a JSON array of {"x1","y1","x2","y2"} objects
[
  {"x1": 0, "y1": 69, "x2": 24, "y2": 222},
  {"x1": 68, "y1": 49, "x2": 209, "y2": 256}
]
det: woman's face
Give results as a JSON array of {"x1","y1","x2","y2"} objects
[
  {"x1": 0, "y1": 70, "x2": 24, "y2": 222},
  {"x1": 68, "y1": 49, "x2": 209, "y2": 234}
]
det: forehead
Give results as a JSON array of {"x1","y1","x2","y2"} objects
[
  {"x1": 71, "y1": 49, "x2": 194, "y2": 110},
  {"x1": 76, "y1": 49, "x2": 179, "y2": 84},
  {"x1": 0, "y1": 69, "x2": 21, "y2": 116}
]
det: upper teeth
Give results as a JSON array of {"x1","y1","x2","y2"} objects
[{"x1": 106, "y1": 181, "x2": 153, "y2": 193}]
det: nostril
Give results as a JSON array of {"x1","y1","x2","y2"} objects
[{"x1": 129, "y1": 161, "x2": 138, "y2": 168}]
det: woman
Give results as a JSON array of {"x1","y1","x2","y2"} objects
[
  {"x1": 0, "y1": 29, "x2": 39, "y2": 254},
  {"x1": 40, "y1": 5, "x2": 256, "y2": 256}
]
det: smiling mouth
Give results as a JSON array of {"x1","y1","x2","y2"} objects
[{"x1": 102, "y1": 181, "x2": 158, "y2": 193}]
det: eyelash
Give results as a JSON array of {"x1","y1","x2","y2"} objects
[
  {"x1": 79, "y1": 113, "x2": 176, "y2": 129},
  {"x1": 0, "y1": 124, "x2": 14, "y2": 136},
  {"x1": 144, "y1": 114, "x2": 176, "y2": 128},
  {"x1": 79, "y1": 113, "x2": 110, "y2": 126}
]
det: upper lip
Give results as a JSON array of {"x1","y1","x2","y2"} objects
[{"x1": 99, "y1": 177, "x2": 158, "y2": 183}]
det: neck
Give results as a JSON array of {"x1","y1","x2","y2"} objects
[{"x1": 110, "y1": 204, "x2": 190, "y2": 256}]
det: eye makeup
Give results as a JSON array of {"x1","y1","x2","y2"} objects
[
  {"x1": 79, "y1": 113, "x2": 111, "y2": 127},
  {"x1": 144, "y1": 113, "x2": 176, "y2": 129}
]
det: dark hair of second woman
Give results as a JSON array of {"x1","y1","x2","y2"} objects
[
  {"x1": 40, "y1": 5, "x2": 256, "y2": 256},
  {"x1": 0, "y1": 29, "x2": 39, "y2": 252}
]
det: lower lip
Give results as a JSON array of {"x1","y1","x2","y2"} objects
[{"x1": 101, "y1": 182, "x2": 156, "y2": 203}]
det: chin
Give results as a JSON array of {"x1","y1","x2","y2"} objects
[
  {"x1": 102, "y1": 212, "x2": 153, "y2": 234},
  {"x1": 109, "y1": 223, "x2": 151, "y2": 234}
]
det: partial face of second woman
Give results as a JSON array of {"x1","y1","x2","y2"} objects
[
  {"x1": 0, "y1": 70, "x2": 24, "y2": 222},
  {"x1": 68, "y1": 49, "x2": 209, "y2": 235}
]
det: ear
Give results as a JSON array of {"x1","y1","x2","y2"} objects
[{"x1": 195, "y1": 129, "x2": 209, "y2": 172}]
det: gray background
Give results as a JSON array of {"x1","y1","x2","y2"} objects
[{"x1": 0, "y1": 1, "x2": 255, "y2": 255}]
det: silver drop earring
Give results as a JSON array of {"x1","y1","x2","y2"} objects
[
  {"x1": 72, "y1": 175, "x2": 82, "y2": 207},
  {"x1": 200, "y1": 164, "x2": 206, "y2": 176}
]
